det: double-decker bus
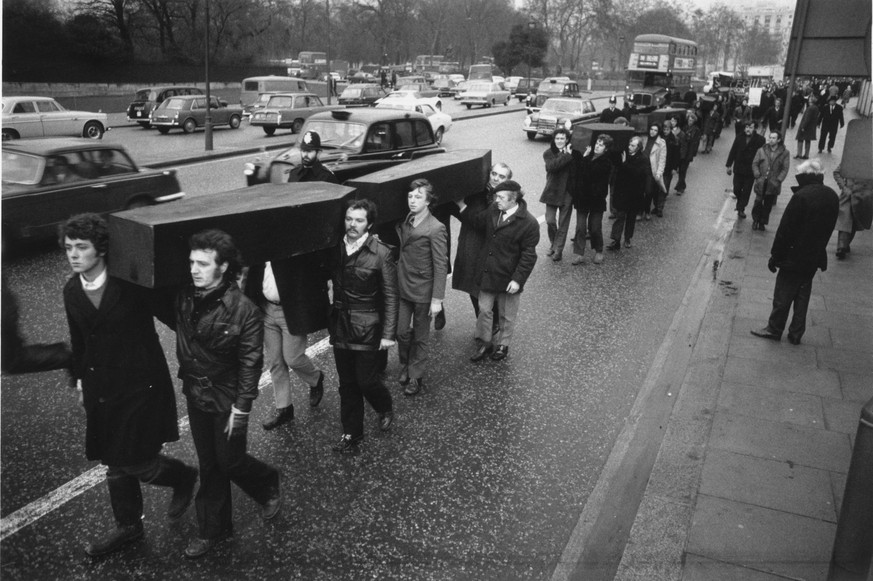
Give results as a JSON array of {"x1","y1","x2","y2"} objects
[
  {"x1": 625, "y1": 34, "x2": 697, "y2": 110},
  {"x1": 298, "y1": 51, "x2": 328, "y2": 79},
  {"x1": 413, "y1": 55, "x2": 444, "y2": 74}
]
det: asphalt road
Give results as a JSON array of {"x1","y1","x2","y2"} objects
[{"x1": 0, "y1": 105, "x2": 734, "y2": 579}]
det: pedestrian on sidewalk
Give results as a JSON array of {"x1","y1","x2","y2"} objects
[
  {"x1": 751, "y1": 130, "x2": 791, "y2": 231},
  {"x1": 394, "y1": 179, "x2": 448, "y2": 396},
  {"x1": 676, "y1": 113, "x2": 700, "y2": 194},
  {"x1": 607, "y1": 136, "x2": 648, "y2": 250},
  {"x1": 176, "y1": 229, "x2": 281, "y2": 559},
  {"x1": 726, "y1": 121, "x2": 766, "y2": 220},
  {"x1": 540, "y1": 129, "x2": 575, "y2": 262},
  {"x1": 60, "y1": 213, "x2": 198, "y2": 558},
  {"x1": 817, "y1": 95, "x2": 844, "y2": 154},
  {"x1": 751, "y1": 159, "x2": 839, "y2": 345},
  {"x1": 795, "y1": 94, "x2": 820, "y2": 159},
  {"x1": 572, "y1": 135, "x2": 614, "y2": 264},
  {"x1": 835, "y1": 171, "x2": 873, "y2": 259}
]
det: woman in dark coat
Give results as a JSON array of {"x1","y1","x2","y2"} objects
[
  {"x1": 608, "y1": 136, "x2": 649, "y2": 250},
  {"x1": 61, "y1": 213, "x2": 197, "y2": 558},
  {"x1": 539, "y1": 129, "x2": 575, "y2": 261},
  {"x1": 571, "y1": 134, "x2": 614, "y2": 265}
]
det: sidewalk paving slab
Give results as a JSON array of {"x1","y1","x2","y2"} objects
[
  {"x1": 722, "y1": 356, "x2": 842, "y2": 397},
  {"x1": 717, "y1": 382, "x2": 825, "y2": 428}
]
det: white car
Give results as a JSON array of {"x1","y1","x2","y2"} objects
[
  {"x1": 453, "y1": 81, "x2": 470, "y2": 100},
  {"x1": 459, "y1": 82, "x2": 511, "y2": 109},
  {"x1": 2, "y1": 96, "x2": 109, "y2": 141},
  {"x1": 374, "y1": 90, "x2": 442, "y2": 111},
  {"x1": 375, "y1": 100, "x2": 452, "y2": 145}
]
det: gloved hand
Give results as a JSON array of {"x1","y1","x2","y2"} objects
[
  {"x1": 768, "y1": 257, "x2": 777, "y2": 273},
  {"x1": 224, "y1": 406, "x2": 250, "y2": 440}
]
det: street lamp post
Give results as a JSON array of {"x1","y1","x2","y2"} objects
[
  {"x1": 326, "y1": 0, "x2": 331, "y2": 104},
  {"x1": 527, "y1": 20, "x2": 536, "y2": 105},
  {"x1": 204, "y1": 0, "x2": 213, "y2": 151}
]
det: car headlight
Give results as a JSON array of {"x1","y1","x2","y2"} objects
[
  {"x1": 243, "y1": 161, "x2": 258, "y2": 176},
  {"x1": 523, "y1": 117, "x2": 532, "y2": 128}
]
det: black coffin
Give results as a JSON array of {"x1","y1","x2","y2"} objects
[
  {"x1": 344, "y1": 149, "x2": 491, "y2": 225},
  {"x1": 108, "y1": 182, "x2": 356, "y2": 288},
  {"x1": 571, "y1": 124, "x2": 636, "y2": 154},
  {"x1": 629, "y1": 107, "x2": 688, "y2": 134}
]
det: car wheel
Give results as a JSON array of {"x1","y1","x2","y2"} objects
[
  {"x1": 229, "y1": 115, "x2": 241, "y2": 129},
  {"x1": 263, "y1": 126, "x2": 276, "y2": 136},
  {"x1": 526, "y1": 132, "x2": 536, "y2": 141},
  {"x1": 182, "y1": 118, "x2": 197, "y2": 134},
  {"x1": 83, "y1": 121, "x2": 104, "y2": 139},
  {"x1": 157, "y1": 127, "x2": 170, "y2": 134},
  {"x1": 435, "y1": 127, "x2": 444, "y2": 145},
  {"x1": 505, "y1": 98, "x2": 510, "y2": 106},
  {"x1": 465, "y1": 104, "x2": 472, "y2": 110},
  {"x1": 291, "y1": 119, "x2": 304, "y2": 134},
  {"x1": 2, "y1": 129, "x2": 19, "y2": 141}
]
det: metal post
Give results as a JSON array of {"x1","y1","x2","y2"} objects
[
  {"x1": 204, "y1": 0, "x2": 213, "y2": 151},
  {"x1": 828, "y1": 396, "x2": 873, "y2": 581},
  {"x1": 326, "y1": 0, "x2": 331, "y2": 105}
]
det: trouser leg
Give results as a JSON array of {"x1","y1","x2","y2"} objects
[
  {"x1": 357, "y1": 350, "x2": 393, "y2": 416},
  {"x1": 474, "y1": 291, "x2": 496, "y2": 345},
  {"x1": 469, "y1": 293, "x2": 480, "y2": 317},
  {"x1": 263, "y1": 304, "x2": 293, "y2": 409},
  {"x1": 545, "y1": 205, "x2": 558, "y2": 247},
  {"x1": 767, "y1": 270, "x2": 800, "y2": 336},
  {"x1": 220, "y1": 418, "x2": 279, "y2": 507},
  {"x1": 676, "y1": 160, "x2": 689, "y2": 191},
  {"x1": 588, "y1": 212, "x2": 604, "y2": 252},
  {"x1": 552, "y1": 199, "x2": 574, "y2": 255},
  {"x1": 624, "y1": 207, "x2": 636, "y2": 240},
  {"x1": 187, "y1": 404, "x2": 232, "y2": 539},
  {"x1": 610, "y1": 210, "x2": 626, "y2": 242},
  {"x1": 140, "y1": 454, "x2": 193, "y2": 489},
  {"x1": 105, "y1": 467, "x2": 144, "y2": 527},
  {"x1": 495, "y1": 292, "x2": 521, "y2": 347},
  {"x1": 787, "y1": 275, "x2": 813, "y2": 340},
  {"x1": 572, "y1": 210, "x2": 589, "y2": 255},
  {"x1": 735, "y1": 174, "x2": 754, "y2": 212},
  {"x1": 406, "y1": 301, "x2": 431, "y2": 379},
  {"x1": 759, "y1": 195, "x2": 776, "y2": 225},
  {"x1": 396, "y1": 298, "x2": 415, "y2": 375},
  {"x1": 334, "y1": 347, "x2": 365, "y2": 439}
]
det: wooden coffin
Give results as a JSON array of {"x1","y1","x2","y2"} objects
[
  {"x1": 571, "y1": 124, "x2": 636, "y2": 154},
  {"x1": 108, "y1": 182, "x2": 356, "y2": 288},
  {"x1": 344, "y1": 149, "x2": 491, "y2": 225},
  {"x1": 629, "y1": 107, "x2": 687, "y2": 134}
]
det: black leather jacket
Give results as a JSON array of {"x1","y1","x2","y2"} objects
[
  {"x1": 175, "y1": 281, "x2": 264, "y2": 414},
  {"x1": 328, "y1": 235, "x2": 398, "y2": 351}
]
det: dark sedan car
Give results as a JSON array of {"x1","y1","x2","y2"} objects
[
  {"x1": 126, "y1": 85, "x2": 202, "y2": 128},
  {"x1": 150, "y1": 95, "x2": 243, "y2": 134},
  {"x1": 243, "y1": 108, "x2": 445, "y2": 186},
  {"x1": 2, "y1": 139, "x2": 184, "y2": 242},
  {"x1": 523, "y1": 97, "x2": 599, "y2": 140},
  {"x1": 337, "y1": 84, "x2": 388, "y2": 107}
]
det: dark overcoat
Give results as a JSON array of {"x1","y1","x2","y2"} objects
[
  {"x1": 574, "y1": 153, "x2": 613, "y2": 213},
  {"x1": 450, "y1": 186, "x2": 493, "y2": 296},
  {"x1": 772, "y1": 173, "x2": 839, "y2": 277},
  {"x1": 539, "y1": 145, "x2": 574, "y2": 206},
  {"x1": 64, "y1": 276, "x2": 179, "y2": 466},
  {"x1": 463, "y1": 202, "x2": 539, "y2": 293},
  {"x1": 612, "y1": 151, "x2": 649, "y2": 212}
]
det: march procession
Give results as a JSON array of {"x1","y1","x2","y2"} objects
[{"x1": 3, "y1": 0, "x2": 873, "y2": 575}]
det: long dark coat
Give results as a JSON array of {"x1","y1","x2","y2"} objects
[
  {"x1": 772, "y1": 173, "x2": 839, "y2": 277},
  {"x1": 612, "y1": 151, "x2": 649, "y2": 213},
  {"x1": 539, "y1": 145, "x2": 574, "y2": 206},
  {"x1": 462, "y1": 202, "x2": 539, "y2": 293},
  {"x1": 451, "y1": 186, "x2": 493, "y2": 296},
  {"x1": 796, "y1": 105, "x2": 820, "y2": 141},
  {"x1": 574, "y1": 153, "x2": 613, "y2": 213},
  {"x1": 64, "y1": 276, "x2": 179, "y2": 466}
]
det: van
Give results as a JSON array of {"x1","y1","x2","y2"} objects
[{"x1": 240, "y1": 76, "x2": 309, "y2": 108}]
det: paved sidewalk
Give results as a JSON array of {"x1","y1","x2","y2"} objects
[{"x1": 614, "y1": 108, "x2": 873, "y2": 580}]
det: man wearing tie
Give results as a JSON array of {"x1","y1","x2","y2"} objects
[
  {"x1": 457, "y1": 181, "x2": 539, "y2": 362},
  {"x1": 817, "y1": 95, "x2": 844, "y2": 154}
]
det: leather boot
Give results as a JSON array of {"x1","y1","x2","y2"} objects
[{"x1": 85, "y1": 522, "x2": 144, "y2": 557}]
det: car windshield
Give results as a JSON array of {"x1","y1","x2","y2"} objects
[
  {"x1": 2, "y1": 152, "x2": 44, "y2": 187},
  {"x1": 377, "y1": 103, "x2": 415, "y2": 112},
  {"x1": 543, "y1": 100, "x2": 582, "y2": 113},
  {"x1": 468, "y1": 83, "x2": 491, "y2": 92},
  {"x1": 300, "y1": 120, "x2": 367, "y2": 149},
  {"x1": 162, "y1": 97, "x2": 189, "y2": 110},
  {"x1": 267, "y1": 96, "x2": 295, "y2": 108},
  {"x1": 341, "y1": 88, "x2": 363, "y2": 98}
]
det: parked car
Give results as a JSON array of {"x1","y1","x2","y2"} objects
[
  {"x1": 126, "y1": 86, "x2": 203, "y2": 128},
  {"x1": 348, "y1": 72, "x2": 378, "y2": 84},
  {"x1": 453, "y1": 81, "x2": 471, "y2": 100},
  {"x1": 150, "y1": 95, "x2": 243, "y2": 134},
  {"x1": 526, "y1": 78, "x2": 581, "y2": 113},
  {"x1": 2, "y1": 139, "x2": 184, "y2": 242},
  {"x1": 459, "y1": 82, "x2": 511, "y2": 109},
  {"x1": 523, "y1": 97, "x2": 598, "y2": 140},
  {"x1": 249, "y1": 93, "x2": 342, "y2": 136},
  {"x1": 375, "y1": 90, "x2": 442, "y2": 110},
  {"x1": 338, "y1": 84, "x2": 388, "y2": 107},
  {"x1": 515, "y1": 77, "x2": 542, "y2": 102},
  {"x1": 2, "y1": 96, "x2": 109, "y2": 141},
  {"x1": 395, "y1": 82, "x2": 441, "y2": 99},
  {"x1": 375, "y1": 100, "x2": 452, "y2": 145},
  {"x1": 243, "y1": 108, "x2": 445, "y2": 186},
  {"x1": 431, "y1": 75, "x2": 461, "y2": 97}
]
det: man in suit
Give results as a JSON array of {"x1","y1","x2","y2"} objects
[
  {"x1": 394, "y1": 179, "x2": 448, "y2": 395},
  {"x1": 817, "y1": 95, "x2": 845, "y2": 154},
  {"x1": 61, "y1": 213, "x2": 197, "y2": 557},
  {"x1": 457, "y1": 180, "x2": 539, "y2": 362},
  {"x1": 725, "y1": 121, "x2": 766, "y2": 219}
]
